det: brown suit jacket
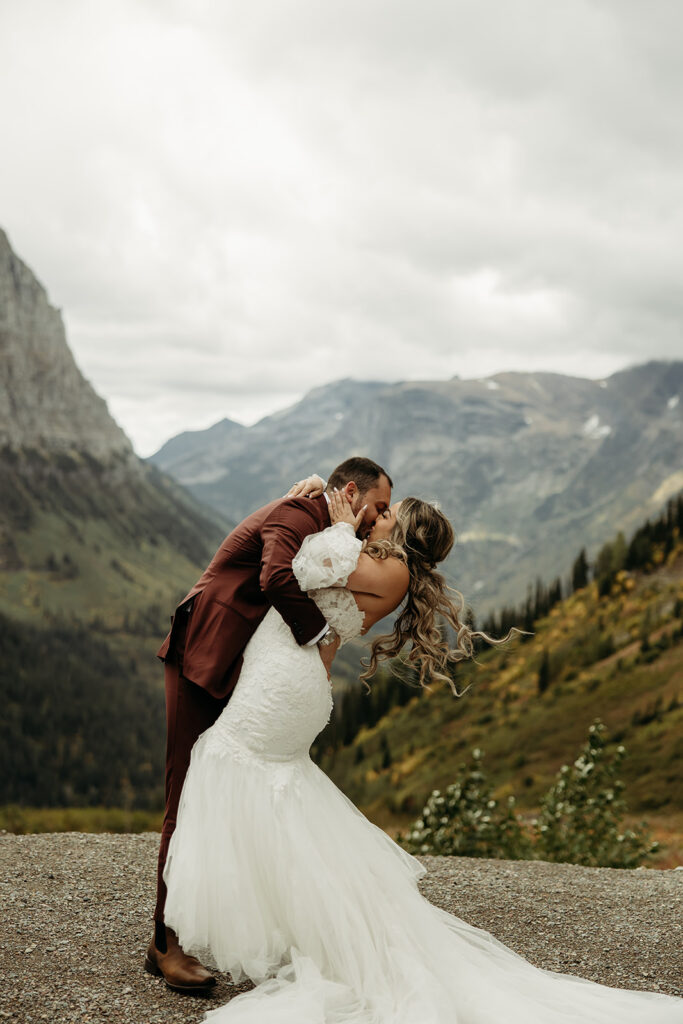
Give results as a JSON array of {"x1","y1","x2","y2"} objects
[{"x1": 156, "y1": 494, "x2": 331, "y2": 698}]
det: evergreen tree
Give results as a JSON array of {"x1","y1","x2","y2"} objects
[
  {"x1": 548, "y1": 577, "x2": 563, "y2": 608},
  {"x1": 626, "y1": 523, "x2": 653, "y2": 570},
  {"x1": 612, "y1": 531, "x2": 627, "y2": 574},
  {"x1": 533, "y1": 577, "x2": 548, "y2": 620},
  {"x1": 595, "y1": 541, "x2": 615, "y2": 596},
  {"x1": 533, "y1": 721, "x2": 656, "y2": 868},
  {"x1": 398, "y1": 748, "x2": 531, "y2": 860},
  {"x1": 571, "y1": 548, "x2": 589, "y2": 591},
  {"x1": 399, "y1": 726, "x2": 657, "y2": 868},
  {"x1": 537, "y1": 649, "x2": 551, "y2": 694}
]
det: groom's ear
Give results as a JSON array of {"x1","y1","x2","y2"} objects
[{"x1": 344, "y1": 482, "x2": 357, "y2": 501}]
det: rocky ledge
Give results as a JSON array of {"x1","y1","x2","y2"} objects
[{"x1": 0, "y1": 833, "x2": 681, "y2": 1022}]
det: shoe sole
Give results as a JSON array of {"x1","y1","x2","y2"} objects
[{"x1": 144, "y1": 956, "x2": 216, "y2": 993}]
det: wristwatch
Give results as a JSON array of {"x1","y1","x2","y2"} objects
[{"x1": 318, "y1": 627, "x2": 339, "y2": 647}]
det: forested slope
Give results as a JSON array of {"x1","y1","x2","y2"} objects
[{"x1": 314, "y1": 497, "x2": 683, "y2": 851}]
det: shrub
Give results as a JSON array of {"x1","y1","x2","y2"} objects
[
  {"x1": 398, "y1": 722, "x2": 657, "y2": 869},
  {"x1": 532, "y1": 720, "x2": 657, "y2": 868},
  {"x1": 398, "y1": 748, "x2": 532, "y2": 860}
]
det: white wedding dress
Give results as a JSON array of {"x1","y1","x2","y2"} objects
[{"x1": 164, "y1": 523, "x2": 683, "y2": 1023}]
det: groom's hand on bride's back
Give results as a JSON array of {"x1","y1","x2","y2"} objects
[{"x1": 285, "y1": 474, "x2": 326, "y2": 499}]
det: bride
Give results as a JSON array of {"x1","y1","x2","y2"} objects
[{"x1": 162, "y1": 483, "x2": 682, "y2": 1023}]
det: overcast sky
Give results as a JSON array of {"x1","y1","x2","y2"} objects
[{"x1": 1, "y1": 1, "x2": 681, "y2": 456}]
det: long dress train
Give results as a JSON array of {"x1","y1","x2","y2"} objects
[{"x1": 163, "y1": 523, "x2": 683, "y2": 1023}]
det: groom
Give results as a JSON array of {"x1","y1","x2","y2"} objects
[{"x1": 146, "y1": 456, "x2": 392, "y2": 992}]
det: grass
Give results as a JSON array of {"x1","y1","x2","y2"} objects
[
  {"x1": 2, "y1": 510, "x2": 203, "y2": 630},
  {"x1": 0, "y1": 805, "x2": 163, "y2": 835}
]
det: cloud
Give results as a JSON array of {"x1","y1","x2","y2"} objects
[{"x1": 1, "y1": 0, "x2": 681, "y2": 455}]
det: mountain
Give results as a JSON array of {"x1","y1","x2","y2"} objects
[
  {"x1": 150, "y1": 366, "x2": 683, "y2": 613},
  {"x1": 0, "y1": 228, "x2": 231, "y2": 808},
  {"x1": 0, "y1": 227, "x2": 229, "y2": 624},
  {"x1": 151, "y1": 417, "x2": 246, "y2": 487},
  {"x1": 0, "y1": 227, "x2": 131, "y2": 459}
]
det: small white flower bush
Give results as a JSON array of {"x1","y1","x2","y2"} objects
[
  {"x1": 532, "y1": 721, "x2": 657, "y2": 867},
  {"x1": 399, "y1": 747, "x2": 532, "y2": 860},
  {"x1": 399, "y1": 721, "x2": 657, "y2": 868}
]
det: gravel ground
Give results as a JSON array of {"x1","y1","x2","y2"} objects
[{"x1": 0, "y1": 832, "x2": 681, "y2": 1023}]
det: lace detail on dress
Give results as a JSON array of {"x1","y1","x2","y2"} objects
[
  {"x1": 293, "y1": 522, "x2": 365, "y2": 644},
  {"x1": 202, "y1": 725, "x2": 309, "y2": 799},
  {"x1": 308, "y1": 588, "x2": 364, "y2": 646},
  {"x1": 206, "y1": 609, "x2": 334, "y2": 764},
  {"x1": 292, "y1": 522, "x2": 362, "y2": 590},
  {"x1": 191, "y1": 523, "x2": 364, "y2": 769}
]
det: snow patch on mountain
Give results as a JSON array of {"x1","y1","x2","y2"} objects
[{"x1": 583, "y1": 414, "x2": 612, "y2": 440}]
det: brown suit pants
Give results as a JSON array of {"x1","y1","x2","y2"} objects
[{"x1": 153, "y1": 612, "x2": 228, "y2": 923}]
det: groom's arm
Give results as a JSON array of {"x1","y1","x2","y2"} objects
[{"x1": 259, "y1": 499, "x2": 328, "y2": 646}]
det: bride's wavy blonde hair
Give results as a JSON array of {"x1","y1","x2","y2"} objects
[{"x1": 361, "y1": 497, "x2": 514, "y2": 693}]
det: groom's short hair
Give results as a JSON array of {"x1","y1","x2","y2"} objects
[{"x1": 327, "y1": 457, "x2": 392, "y2": 494}]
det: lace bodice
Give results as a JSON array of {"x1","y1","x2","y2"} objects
[
  {"x1": 204, "y1": 522, "x2": 364, "y2": 767},
  {"x1": 293, "y1": 523, "x2": 365, "y2": 644}
]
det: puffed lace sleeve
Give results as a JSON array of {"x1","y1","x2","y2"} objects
[{"x1": 292, "y1": 523, "x2": 362, "y2": 592}]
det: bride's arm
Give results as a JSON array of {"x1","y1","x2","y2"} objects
[
  {"x1": 292, "y1": 523, "x2": 363, "y2": 592},
  {"x1": 291, "y1": 489, "x2": 368, "y2": 592},
  {"x1": 327, "y1": 490, "x2": 409, "y2": 601}
]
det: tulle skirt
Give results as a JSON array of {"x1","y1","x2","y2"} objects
[{"x1": 164, "y1": 731, "x2": 683, "y2": 1023}]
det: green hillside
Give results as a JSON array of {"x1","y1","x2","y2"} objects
[
  {"x1": 0, "y1": 445, "x2": 231, "y2": 810},
  {"x1": 315, "y1": 505, "x2": 683, "y2": 866},
  {"x1": 0, "y1": 612, "x2": 165, "y2": 809},
  {"x1": 0, "y1": 447, "x2": 227, "y2": 629}
]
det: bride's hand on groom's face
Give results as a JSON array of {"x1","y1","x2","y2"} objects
[{"x1": 329, "y1": 489, "x2": 367, "y2": 533}]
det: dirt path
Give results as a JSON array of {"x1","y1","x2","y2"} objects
[{"x1": 0, "y1": 833, "x2": 680, "y2": 1022}]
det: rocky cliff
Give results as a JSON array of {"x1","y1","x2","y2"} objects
[
  {"x1": 0, "y1": 227, "x2": 228, "y2": 620},
  {"x1": 0, "y1": 228, "x2": 132, "y2": 460}
]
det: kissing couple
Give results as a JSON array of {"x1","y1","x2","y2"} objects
[{"x1": 146, "y1": 457, "x2": 682, "y2": 1023}]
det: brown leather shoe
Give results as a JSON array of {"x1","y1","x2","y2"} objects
[{"x1": 144, "y1": 928, "x2": 216, "y2": 993}]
